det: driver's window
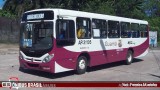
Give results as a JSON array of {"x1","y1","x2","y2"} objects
[{"x1": 56, "y1": 19, "x2": 75, "y2": 47}]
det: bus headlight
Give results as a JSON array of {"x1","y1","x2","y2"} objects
[{"x1": 42, "y1": 54, "x2": 54, "y2": 63}]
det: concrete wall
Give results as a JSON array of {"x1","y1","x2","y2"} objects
[{"x1": 0, "y1": 17, "x2": 20, "y2": 43}]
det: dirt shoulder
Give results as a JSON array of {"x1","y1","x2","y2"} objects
[
  {"x1": 150, "y1": 46, "x2": 160, "y2": 50},
  {"x1": 0, "y1": 43, "x2": 19, "y2": 49},
  {"x1": 0, "y1": 44, "x2": 19, "y2": 55}
]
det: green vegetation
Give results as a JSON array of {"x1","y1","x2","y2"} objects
[
  {"x1": 1, "y1": 0, "x2": 160, "y2": 41},
  {"x1": 2, "y1": 0, "x2": 145, "y2": 18},
  {"x1": 0, "y1": 10, "x2": 16, "y2": 18}
]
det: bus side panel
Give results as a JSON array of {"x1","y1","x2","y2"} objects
[
  {"x1": 115, "y1": 48, "x2": 128, "y2": 62},
  {"x1": 54, "y1": 48, "x2": 77, "y2": 71},
  {"x1": 107, "y1": 49, "x2": 127, "y2": 63},
  {"x1": 107, "y1": 50, "x2": 118, "y2": 62},
  {"x1": 89, "y1": 49, "x2": 128, "y2": 67},
  {"x1": 89, "y1": 50, "x2": 107, "y2": 66}
]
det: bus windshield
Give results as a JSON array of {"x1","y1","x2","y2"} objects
[{"x1": 20, "y1": 22, "x2": 53, "y2": 51}]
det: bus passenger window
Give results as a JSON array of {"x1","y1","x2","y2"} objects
[
  {"x1": 92, "y1": 19, "x2": 107, "y2": 38},
  {"x1": 131, "y1": 23, "x2": 139, "y2": 38},
  {"x1": 121, "y1": 22, "x2": 131, "y2": 38},
  {"x1": 140, "y1": 24, "x2": 148, "y2": 38},
  {"x1": 76, "y1": 17, "x2": 91, "y2": 39},
  {"x1": 56, "y1": 19, "x2": 75, "y2": 46},
  {"x1": 108, "y1": 21, "x2": 120, "y2": 38}
]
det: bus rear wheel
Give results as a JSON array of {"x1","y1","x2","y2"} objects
[
  {"x1": 126, "y1": 50, "x2": 133, "y2": 65},
  {"x1": 76, "y1": 56, "x2": 87, "y2": 74}
]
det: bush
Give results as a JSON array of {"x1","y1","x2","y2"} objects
[{"x1": 0, "y1": 10, "x2": 16, "y2": 18}]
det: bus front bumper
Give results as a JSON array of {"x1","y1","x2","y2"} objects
[{"x1": 19, "y1": 57, "x2": 54, "y2": 73}]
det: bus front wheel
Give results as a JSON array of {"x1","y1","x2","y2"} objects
[
  {"x1": 126, "y1": 50, "x2": 133, "y2": 65},
  {"x1": 76, "y1": 56, "x2": 87, "y2": 74}
]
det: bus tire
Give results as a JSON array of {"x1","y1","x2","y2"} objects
[
  {"x1": 126, "y1": 50, "x2": 133, "y2": 65},
  {"x1": 76, "y1": 56, "x2": 87, "y2": 74}
]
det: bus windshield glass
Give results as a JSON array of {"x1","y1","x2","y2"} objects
[{"x1": 20, "y1": 22, "x2": 53, "y2": 50}]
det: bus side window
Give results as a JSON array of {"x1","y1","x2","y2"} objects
[
  {"x1": 92, "y1": 19, "x2": 107, "y2": 38},
  {"x1": 121, "y1": 22, "x2": 131, "y2": 38},
  {"x1": 140, "y1": 24, "x2": 148, "y2": 38},
  {"x1": 131, "y1": 23, "x2": 140, "y2": 38},
  {"x1": 56, "y1": 19, "x2": 75, "y2": 46},
  {"x1": 76, "y1": 17, "x2": 91, "y2": 39},
  {"x1": 108, "y1": 20, "x2": 120, "y2": 38}
]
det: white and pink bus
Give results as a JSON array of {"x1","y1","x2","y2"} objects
[{"x1": 19, "y1": 9, "x2": 149, "y2": 74}]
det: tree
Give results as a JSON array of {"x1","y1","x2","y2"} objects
[
  {"x1": 3, "y1": 0, "x2": 49, "y2": 17},
  {"x1": 143, "y1": 0, "x2": 160, "y2": 17},
  {"x1": 82, "y1": 0, "x2": 115, "y2": 15},
  {"x1": 111, "y1": 0, "x2": 145, "y2": 19},
  {"x1": 143, "y1": 0, "x2": 160, "y2": 41},
  {"x1": 3, "y1": 0, "x2": 147, "y2": 19}
]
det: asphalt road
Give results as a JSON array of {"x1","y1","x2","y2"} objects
[{"x1": 0, "y1": 45, "x2": 160, "y2": 90}]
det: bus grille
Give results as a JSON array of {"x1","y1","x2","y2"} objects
[
  {"x1": 27, "y1": 63, "x2": 39, "y2": 67},
  {"x1": 24, "y1": 53, "x2": 44, "y2": 57}
]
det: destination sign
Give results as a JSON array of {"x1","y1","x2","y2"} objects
[
  {"x1": 27, "y1": 13, "x2": 44, "y2": 20},
  {"x1": 22, "y1": 11, "x2": 54, "y2": 21}
]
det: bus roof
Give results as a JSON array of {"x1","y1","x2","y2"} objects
[{"x1": 24, "y1": 8, "x2": 148, "y2": 24}]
